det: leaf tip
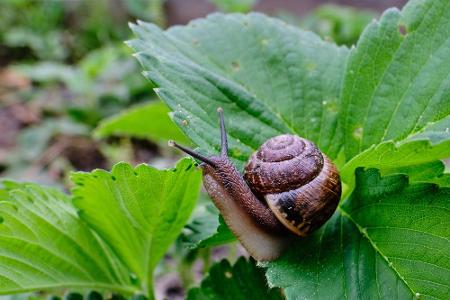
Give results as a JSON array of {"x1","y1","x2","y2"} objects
[
  {"x1": 136, "y1": 19, "x2": 146, "y2": 26},
  {"x1": 111, "y1": 161, "x2": 134, "y2": 177},
  {"x1": 128, "y1": 21, "x2": 139, "y2": 33}
]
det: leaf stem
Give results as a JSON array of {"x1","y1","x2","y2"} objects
[
  {"x1": 147, "y1": 278, "x2": 156, "y2": 300},
  {"x1": 201, "y1": 248, "x2": 212, "y2": 274},
  {"x1": 179, "y1": 250, "x2": 197, "y2": 289},
  {"x1": 228, "y1": 242, "x2": 238, "y2": 263}
]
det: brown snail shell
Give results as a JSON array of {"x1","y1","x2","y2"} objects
[{"x1": 244, "y1": 134, "x2": 341, "y2": 237}]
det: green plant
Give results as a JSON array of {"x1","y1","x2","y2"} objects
[
  {"x1": 0, "y1": 159, "x2": 201, "y2": 299},
  {"x1": 3, "y1": 44, "x2": 156, "y2": 182},
  {"x1": 1, "y1": 0, "x2": 449, "y2": 299},
  {"x1": 127, "y1": 0, "x2": 449, "y2": 298},
  {"x1": 0, "y1": 0, "x2": 166, "y2": 62}
]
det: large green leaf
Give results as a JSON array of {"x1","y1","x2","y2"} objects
[
  {"x1": 187, "y1": 257, "x2": 284, "y2": 300},
  {"x1": 129, "y1": 13, "x2": 349, "y2": 164},
  {"x1": 94, "y1": 101, "x2": 189, "y2": 144},
  {"x1": 128, "y1": 5, "x2": 450, "y2": 299},
  {"x1": 0, "y1": 182, "x2": 136, "y2": 295},
  {"x1": 342, "y1": 169, "x2": 450, "y2": 299},
  {"x1": 265, "y1": 168, "x2": 450, "y2": 299},
  {"x1": 264, "y1": 213, "x2": 412, "y2": 300},
  {"x1": 71, "y1": 158, "x2": 201, "y2": 293},
  {"x1": 341, "y1": 0, "x2": 450, "y2": 160}
]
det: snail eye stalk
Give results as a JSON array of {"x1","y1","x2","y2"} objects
[
  {"x1": 168, "y1": 140, "x2": 217, "y2": 167},
  {"x1": 169, "y1": 107, "x2": 229, "y2": 167},
  {"x1": 217, "y1": 107, "x2": 228, "y2": 157}
]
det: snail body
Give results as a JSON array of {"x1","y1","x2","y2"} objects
[{"x1": 169, "y1": 108, "x2": 341, "y2": 261}]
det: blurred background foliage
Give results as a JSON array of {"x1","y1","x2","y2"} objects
[
  {"x1": 0, "y1": 0, "x2": 168, "y2": 185},
  {"x1": 0, "y1": 1, "x2": 407, "y2": 299},
  {"x1": 279, "y1": 4, "x2": 376, "y2": 46}
]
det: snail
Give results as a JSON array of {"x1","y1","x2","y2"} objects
[{"x1": 169, "y1": 108, "x2": 341, "y2": 261}]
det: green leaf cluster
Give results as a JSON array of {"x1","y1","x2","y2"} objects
[
  {"x1": 0, "y1": 182, "x2": 135, "y2": 295},
  {"x1": 129, "y1": 0, "x2": 450, "y2": 298},
  {"x1": 1, "y1": 1, "x2": 449, "y2": 299},
  {"x1": 0, "y1": 158, "x2": 202, "y2": 298}
]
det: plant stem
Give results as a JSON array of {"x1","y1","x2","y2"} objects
[
  {"x1": 147, "y1": 276, "x2": 156, "y2": 300},
  {"x1": 179, "y1": 254, "x2": 196, "y2": 288},
  {"x1": 228, "y1": 242, "x2": 238, "y2": 263},
  {"x1": 201, "y1": 248, "x2": 211, "y2": 274}
]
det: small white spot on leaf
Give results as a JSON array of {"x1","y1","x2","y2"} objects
[{"x1": 353, "y1": 127, "x2": 363, "y2": 140}]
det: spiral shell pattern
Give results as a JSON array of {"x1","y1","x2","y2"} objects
[
  {"x1": 243, "y1": 134, "x2": 341, "y2": 236},
  {"x1": 244, "y1": 134, "x2": 324, "y2": 194}
]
